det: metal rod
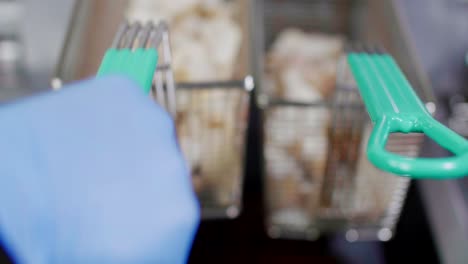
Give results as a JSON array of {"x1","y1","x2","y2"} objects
[
  {"x1": 162, "y1": 29, "x2": 176, "y2": 116},
  {"x1": 155, "y1": 64, "x2": 171, "y2": 71},
  {"x1": 133, "y1": 21, "x2": 153, "y2": 49},
  {"x1": 123, "y1": 22, "x2": 141, "y2": 49},
  {"x1": 145, "y1": 23, "x2": 164, "y2": 49},
  {"x1": 177, "y1": 80, "x2": 247, "y2": 89},
  {"x1": 111, "y1": 21, "x2": 129, "y2": 49},
  {"x1": 154, "y1": 71, "x2": 166, "y2": 109}
]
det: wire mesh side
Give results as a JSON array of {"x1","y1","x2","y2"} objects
[
  {"x1": 319, "y1": 56, "x2": 365, "y2": 217},
  {"x1": 346, "y1": 125, "x2": 423, "y2": 241},
  {"x1": 264, "y1": 104, "x2": 329, "y2": 239},
  {"x1": 176, "y1": 86, "x2": 250, "y2": 219}
]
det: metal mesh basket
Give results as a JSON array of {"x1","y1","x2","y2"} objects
[
  {"x1": 52, "y1": 0, "x2": 253, "y2": 219},
  {"x1": 254, "y1": 0, "x2": 435, "y2": 241}
]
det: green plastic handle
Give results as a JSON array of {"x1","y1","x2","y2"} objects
[
  {"x1": 348, "y1": 53, "x2": 468, "y2": 179},
  {"x1": 97, "y1": 48, "x2": 158, "y2": 94}
]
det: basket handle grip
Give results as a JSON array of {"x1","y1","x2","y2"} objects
[{"x1": 368, "y1": 116, "x2": 468, "y2": 179}]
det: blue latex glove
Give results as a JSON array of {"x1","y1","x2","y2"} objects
[{"x1": 0, "y1": 76, "x2": 199, "y2": 264}]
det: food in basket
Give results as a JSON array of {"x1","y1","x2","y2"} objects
[
  {"x1": 127, "y1": 0, "x2": 245, "y2": 213},
  {"x1": 264, "y1": 28, "x2": 344, "y2": 227},
  {"x1": 265, "y1": 29, "x2": 344, "y2": 101},
  {"x1": 127, "y1": 0, "x2": 242, "y2": 81}
]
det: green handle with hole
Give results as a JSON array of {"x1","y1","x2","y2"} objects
[{"x1": 348, "y1": 53, "x2": 468, "y2": 179}]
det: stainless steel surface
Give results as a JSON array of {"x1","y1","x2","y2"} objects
[
  {"x1": 0, "y1": 0, "x2": 74, "y2": 101},
  {"x1": 0, "y1": 1, "x2": 21, "y2": 63},
  {"x1": 53, "y1": 0, "x2": 127, "y2": 83},
  {"x1": 449, "y1": 101, "x2": 468, "y2": 137},
  {"x1": 396, "y1": 0, "x2": 468, "y2": 262}
]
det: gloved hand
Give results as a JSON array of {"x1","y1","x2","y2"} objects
[{"x1": 0, "y1": 76, "x2": 199, "y2": 264}]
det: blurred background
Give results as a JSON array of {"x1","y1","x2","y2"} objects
[{"x1": 0, "y1": 0, "x2": 467, "y2": 263}]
